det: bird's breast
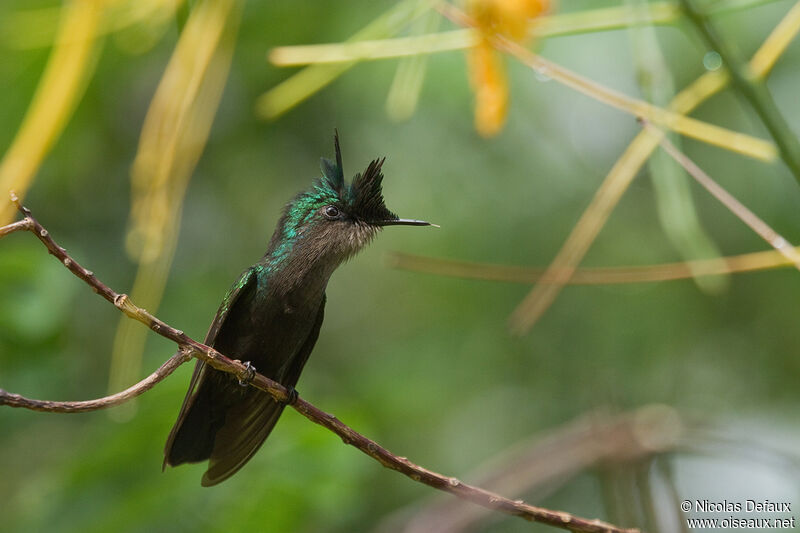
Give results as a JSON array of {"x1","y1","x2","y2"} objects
[{"x1": 213, "y1": 286, "x2": 323, "y2": 382}]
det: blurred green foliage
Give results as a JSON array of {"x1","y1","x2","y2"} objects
[{"x1": 2, "y1": 1, "x2": 800, "y2": 532}]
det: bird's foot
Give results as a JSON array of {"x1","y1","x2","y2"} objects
[
  {"x1": 283, "y1": 385, "x2": 299, "y2": 406},
  {"x1": 238, "y1": 361, "x2": 256, "y2": 387}
]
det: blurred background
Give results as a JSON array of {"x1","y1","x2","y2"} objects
[{"x1": 1, "y1": 0, "x2": 800, "y2": 531}]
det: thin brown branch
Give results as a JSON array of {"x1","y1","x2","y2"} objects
[
  {"x1": 0, "y1": 199, "x2": 637, "y2": 533},
  {"x1": 0, "y1": 351, "x2": 189, "y2": 413}
]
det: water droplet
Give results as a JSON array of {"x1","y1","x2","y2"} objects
[
  {"x1": 39, "y1": 229, "x2": 48, "y2": 237},
  {"x1": 63, "y1": 258, "x2": 71, "y2": 267},
  {"x1": 703, "y1": 51, "x2": 722, "y2": 71},
  {"x1": 448, "y1": 477, "x2": 459, "y2": 487},
  {"x1": 772, "y1": 236, "x2": 787, "y2": 249},
  {"x1": 534, "y1": 66, "x2": 551, "y2": 82}
]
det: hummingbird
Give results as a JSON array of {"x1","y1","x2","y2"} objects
[{"x1": 163, "y1": 132, "x2": 432, "y2": 486}]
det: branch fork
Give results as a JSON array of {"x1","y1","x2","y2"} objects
[{"x1": 0, "y1": 197, "x2": 636, "y2": 533}]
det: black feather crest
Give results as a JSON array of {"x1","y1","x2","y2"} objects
[
  {"x1": 348, "y1": 157, "x2": 397, "y2": 223},
  {"x1": 319, "y1": 130, "x2": 397, "y2": 223},
  {"x1": 320, "y1": 130, "x2": 345, "y2": 194}
]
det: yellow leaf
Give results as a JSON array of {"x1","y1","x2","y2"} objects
[{"x1": 0, "y1": 0, "x2": 105, "y2": 225}]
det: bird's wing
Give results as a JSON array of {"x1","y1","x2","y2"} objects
[
  {"x1": 282, "y1": 293, "x2": 327, "y2": 387},
  {"x1": 201, "y1": 294, "x2": 327, "y2": 486},
  {"x1": 163, "y1": 266, "x2": 258, "y2": 467},
  {"x1": 205, "y1": 266, "x2": 260, "y2": 345}
]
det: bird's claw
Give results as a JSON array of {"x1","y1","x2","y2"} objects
[
  {"x1": 284, "y1": 385, "x2": 299, "y2": 405},
  {"x1": 238, "y1": 361, "x2": 256, "y2": 387}
]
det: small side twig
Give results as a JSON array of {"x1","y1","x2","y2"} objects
[
  {"x1": 0, "y1": 198, "x2": 637, "y2": 533},
  {"x1": 0, "y1": 217, "x2": 31, "y2": 237},
  {"x1": 0, "y1": 350, "x2": 190, "y2": 413}
]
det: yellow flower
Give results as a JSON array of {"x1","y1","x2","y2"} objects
[
  {"x1": 467, "y1": 0, "x2": 550, "y2": 136},
  {"x1": 468, "y1": 39, "x2": 507, "y2": 137}
]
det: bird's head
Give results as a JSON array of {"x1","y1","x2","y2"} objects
[{"x1": 266, "y1": 132, "x2": 432, "y2": 270}]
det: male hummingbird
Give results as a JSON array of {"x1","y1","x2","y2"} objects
[{"x1": 163, "y1": 133, "x2": 432, "y2": 486}]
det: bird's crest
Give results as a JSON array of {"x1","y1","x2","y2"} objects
[
  {"x1": 348, "y1": 157, "x2": 396, "y2": 222},
  {"x1": 320, "y1": 130, "x2": 345, "y2": 195},
  {"x1": 318, "y1": 131, "x2": 397, "y2": 222}
]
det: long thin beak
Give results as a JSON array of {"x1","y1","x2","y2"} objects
[{"x1": 377, "y1": 218, "x2": 438, "y2": 227}]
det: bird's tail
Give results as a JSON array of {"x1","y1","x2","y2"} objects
[{"x1": 163, "y1": 364, "x2": 286, "y2": 486}]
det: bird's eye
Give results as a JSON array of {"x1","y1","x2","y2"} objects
[{"x1": 324, "y1": 206, "x2": 340, "y2": 219}]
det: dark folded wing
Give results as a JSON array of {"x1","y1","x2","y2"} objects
[
  {"x1": 163, "y1": 266, "x2": 258, "y2": 467},
  {"x1": 201, "y1": 295, "x2": 326, "y2": 486}
]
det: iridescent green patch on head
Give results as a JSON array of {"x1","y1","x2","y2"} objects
[
  {"x1": 266, "y1": 131, "x2": 399, "y2": 268},
  {"x1": 268, "y1": 180, "x2": 340, "y2": 266}
]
